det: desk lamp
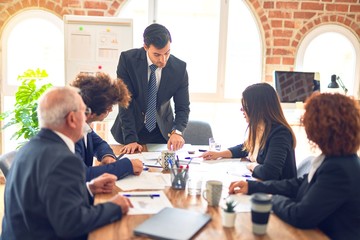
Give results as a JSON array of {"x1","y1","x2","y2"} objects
[{"x1": 328, "y1": 74, "x2": 348, "y2": 95}]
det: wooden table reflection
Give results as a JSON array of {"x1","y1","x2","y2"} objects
[
  {"x1": 90, "y1": 144, "x2": 328, "y2": 240},
  {"x1": 88, "y1": 185, "x2": 329, "y2": 240}
]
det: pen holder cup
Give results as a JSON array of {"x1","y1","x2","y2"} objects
[{"x1": 170, "y1": 168, "x2": 189, "y2": 190}]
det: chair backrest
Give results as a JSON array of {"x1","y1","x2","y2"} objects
[
  {"x1": 183, "y1": 120, "x2": 213, "y2": 145},
  {"x1": 296, "y1": 156, "x2": 314, "y2": 177},
  {"x1": 0, "y1": 150, "x2": 17, "y2": 177}
]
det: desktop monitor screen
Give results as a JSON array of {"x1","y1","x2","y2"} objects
[{"x1": 274, "y1": 71, "x2": 320, "y2": 103}]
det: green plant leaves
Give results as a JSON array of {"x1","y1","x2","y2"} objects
[{"x1": 0, "y1": 68, "x2": 52, "y2": 145}]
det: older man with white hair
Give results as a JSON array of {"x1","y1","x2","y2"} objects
[{"x1": 1, "y1": 86, "x2": 132, "y2": 240}]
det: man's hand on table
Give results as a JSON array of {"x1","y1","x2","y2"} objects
[
  {"x1": 167, "y1": 134, "x2": 184, "y2": 151},
  {"x1": 120, "y1": 142, "x2": 143, "y2": 154},
  {"x1": 131, "y1": 159, "x2": 143, "y2": 175},
  {"x1": 89, "y1": 173, "x2": 117, "y2": 194},
  {"x1": 110, "y1": 194, "x2": 133, "y2": 215}
]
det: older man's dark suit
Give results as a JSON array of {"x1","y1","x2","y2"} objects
[
  {"x1": 1, "y1": 129, "x2": 122, "y2": 240},
  {"x1": 111, "y1": 47, "x2": 190, "y2": 144}
]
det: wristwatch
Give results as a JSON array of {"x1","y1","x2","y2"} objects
[{"x1": 168, "y1": 129, "x2": 183, "y2": 137}]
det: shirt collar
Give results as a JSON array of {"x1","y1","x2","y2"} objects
[
  {"x1": 84, "y1": 123, "x2": 92, "y2": 133},
  {"x1": 53, "y1": 130, "x2": 75, "y2": 154},
  {"x1": 146, "y1": 51, "x2": 153, "y2": 68}
]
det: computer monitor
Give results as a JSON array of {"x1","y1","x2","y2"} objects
[{"x1": 274, "y1": 71, "x2": 320, "y2": 103}]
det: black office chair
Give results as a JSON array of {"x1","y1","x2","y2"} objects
[
  {"x1": 296, "y1": 156, "x2": 314, "y2": 177},
  {"x1": 183, "y1": 120, "x2": 213, "y2": 145},
  {"x1": 0, "y1": 150, "x2": 17, "y2": 177}
]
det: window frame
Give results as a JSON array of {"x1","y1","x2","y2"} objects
[{"x1": 295, "y1": 24, "x2": 360, "y2": 99}]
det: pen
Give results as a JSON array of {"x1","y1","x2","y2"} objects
[
  {"x1": 186, "y1": 157, "x2": 194, "y2": 168},
  {"x1": 116, "y1": 154, "x2": 125, "y2": 160},
  {"x1": 175, "y1": 156, "x2": 180, "y2": 168},
  {"x1": 144, "y1": 164, "x2": 163, "y2": 168},
  {"x1": 242, "y1": 174, "x2": 252, "y2": 178},
  {"x1": 122, "y1": 194, "x2": 160, "y2": 198}
]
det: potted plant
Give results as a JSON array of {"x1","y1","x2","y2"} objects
[
  {"x1": 222, "y1": 199, "x2": 237, "y2": 227},
  {"x1": 0, "y1": 68, "x2": 52, "y2": 148}
]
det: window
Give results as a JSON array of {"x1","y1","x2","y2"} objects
[
  {"x1": 117, "y1": 0, "x2": 262, "y2": 146},
  {"x1": 1, "y1": 10, "x2": 64, "y2": 152},
  {"x1": 296, "y1": 24, "x2": 359, "y2": 98},
  {"x1": 120, "y1": 0, "x2": 262, "y2": 100}
]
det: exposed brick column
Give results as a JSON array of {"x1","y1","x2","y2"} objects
[{"x1": 249, "y1": 0, "x2": 360, "y2": 83}]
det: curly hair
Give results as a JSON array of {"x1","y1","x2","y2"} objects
[
  {"x1": 303, "y1": 93, "x2": 360, "y2": 156},
  {"x1": 70, "y1": 72, "x2": 131, "y2": 116}
]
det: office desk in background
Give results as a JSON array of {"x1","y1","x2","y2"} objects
[{"x1": 89, "y1": 144, "x2": 329, "y2": 240}]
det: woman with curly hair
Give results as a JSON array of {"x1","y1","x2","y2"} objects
[
  {"x1": 71, "y1": 72, "x2": 143, "y2": 181},
  {"x1": 201, "y1": 83, "x2": 297, "y2": 180},
  {"x1": 229, "y1": 93, "x2": 360, "y2": 240}
]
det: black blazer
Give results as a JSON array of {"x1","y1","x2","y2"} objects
[
  {"x1": 248, "y1": 154, "x2": 360, "y2": 240},
  {"x1": 75, "y1": 131, "x2": 134, "y2": 181},
  {"x1": 111, "y1": 48, "x2": 190, "y2": 144},
  {"x1": 1, "y1": 129, "x2": 122, "y2": 240},
  {"x1": 228, "y1": 124, "x2": 296, "y2": 180}
]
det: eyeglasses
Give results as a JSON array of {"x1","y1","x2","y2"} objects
[
  {"x1": 85, "y1": 107, "x2": 92, "y2": 116},
  {"x1": 64, "y1": 107, "x2": 92, "y2": 119}
]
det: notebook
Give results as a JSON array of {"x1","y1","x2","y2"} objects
[{"x1": 133, "y1": 207, "x2": 211, "y2": 240}]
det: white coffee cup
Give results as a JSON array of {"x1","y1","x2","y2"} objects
[
  {"x1": 157, "y1": 150, "x2": 175, "y2": 171},
  {"x1": 202, "y1": 180, "x2": 223, "y2": 206}
]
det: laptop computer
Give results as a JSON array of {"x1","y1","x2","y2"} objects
[{"x1": 133, "y1": 207, "x2": 211, "y2": 240}]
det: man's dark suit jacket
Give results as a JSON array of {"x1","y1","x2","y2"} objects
[
  {"x1": 75, "y1": 130, "x2": 133, "y2": 181},
  {"x1": 228, "y1": 124, "x2": 296, "y2": 180},
  {"x1": 111, "y1": 47, "x2": 190, "y2": 144},
  {"x1": 1, "y1": 129, "x2": 122, "y2": 240},
  {"x1": 248, "y1": 154, "x2": 360, "y2": 240}
]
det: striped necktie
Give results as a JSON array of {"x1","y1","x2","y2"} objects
[{"x1": 145, "y1": 64, "x2": 158, "y2": 132}]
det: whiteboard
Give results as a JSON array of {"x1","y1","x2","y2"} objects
[
  {"x1": 63, "y1": 15, "x2": 133, "y2": 121},
  {"x1": 63, "y1": 15, "x2": 133, "y2": 83}
]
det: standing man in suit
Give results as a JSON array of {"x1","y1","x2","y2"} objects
[
  {"x1": 111, "y1": 23, "x2": 190, "y2": 153},
  {"x1": 70, "y1": 72, "x2": 143, "y2": 181},
  {"x1": 1, "y1": 86, "x2": 132, "y2": 240}
]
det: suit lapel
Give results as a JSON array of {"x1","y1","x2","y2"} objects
[
  {"x1": 85, "y1": 133, "x2": 94, "y2": 166},
  {"x1": 157, "y1": 56, "x2": 173, "y2": 106},
  {"x1": 136, "y1": 49, "x2": 149, "y2": 104}
]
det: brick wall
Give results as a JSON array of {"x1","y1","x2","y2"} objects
[{"x1": 0, "y1": 0, "x2": 359, "y2": 83}]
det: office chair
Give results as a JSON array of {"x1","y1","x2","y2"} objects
[
  {"x1": 297, "y1": 156, "x2": 314, "y2": 177},
  {"x1": 183, "y1": 120, "x2": 213, "y2": 145},
  {"x1": 0, "y1": 150, "x2": 17, "y2": 177}
]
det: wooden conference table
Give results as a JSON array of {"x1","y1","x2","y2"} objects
[{"x1": 88, "y1": 145, "x2": 329, "y2": 240}]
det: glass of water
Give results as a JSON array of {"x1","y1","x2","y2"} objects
[
  {"x1": 209, "y1": 137, "x2": 221, "y2": 151},
  {"x1": 187, "y1": 176, "x2": 202, "y2": 196}
]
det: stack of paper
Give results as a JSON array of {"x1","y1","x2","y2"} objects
[{"x1": 116, "y1": 171, "x2": 170, "y2": 190}]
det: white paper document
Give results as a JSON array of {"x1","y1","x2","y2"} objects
[
  {"x1": 120, "y1": 190, "x2": 173, "y2": 215},
  {"x1": 116, "y1": 171, "x2": 171, "y2": 191}
]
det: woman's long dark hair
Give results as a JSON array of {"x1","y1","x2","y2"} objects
[{"x1": 242, "y1": 83, "x2": 296, "y2": 154}]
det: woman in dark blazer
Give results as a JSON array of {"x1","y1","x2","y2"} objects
[
  {"x1": 202, "y1": 83, "x2": 296, "y2": 180},
  {"x1": 229, "y1": 93, "x2": 360, "y2": 240}
]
